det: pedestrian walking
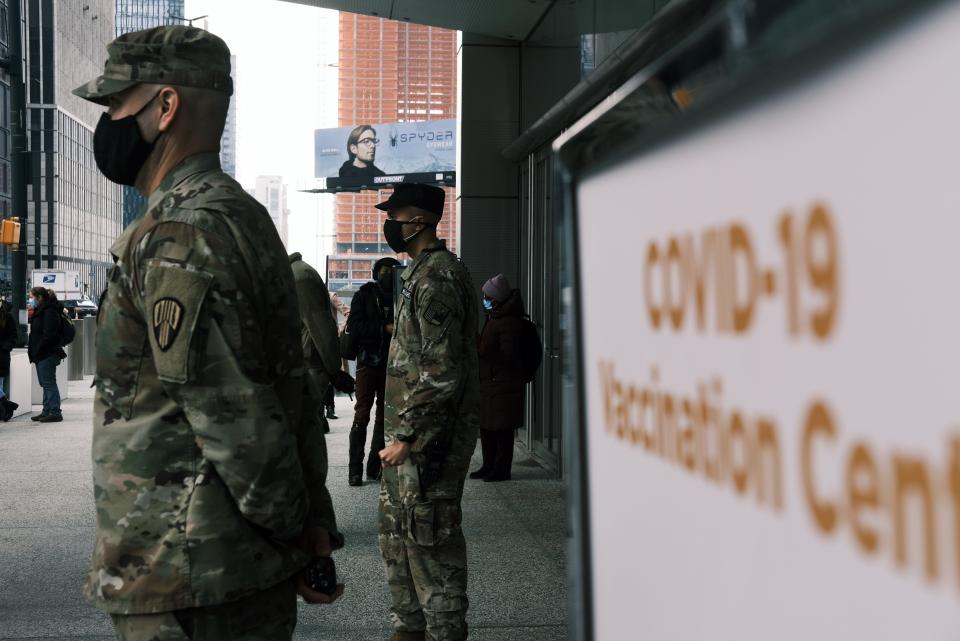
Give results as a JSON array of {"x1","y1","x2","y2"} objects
[
  {"x1": 74, "y1": 25, "x2": 342, "y2": 640},
  {"x1": 27, "y1": 287, "x2": 65, "y2": 423},
  {"x1": 347, "y1": 256, "x2": 400, "y2": 486},
  {"x1": 471, "y1": 274, "x2": 526, "y2": 481},
  {"x1": 0, "y1": 300, "x2": 19, "y2": 421},
  {"x1": 376, "y1": 184, "x2": 480, "y2": 641}
]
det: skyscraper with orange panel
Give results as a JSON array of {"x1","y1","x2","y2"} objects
[{"x1": 327, "y1": 14, "x2": 458, "y2": 292}]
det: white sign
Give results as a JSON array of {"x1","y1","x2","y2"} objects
[
  {"x1": 576, "y1": 4, "x2": 960, "y2": 640},
  {"x1": 30, "y1": 270, "x2": 81, "y2": 298}
]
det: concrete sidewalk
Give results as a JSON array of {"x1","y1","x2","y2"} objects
[{"x1": 0, "y1": 381, "x2": 567, "y2": 640}]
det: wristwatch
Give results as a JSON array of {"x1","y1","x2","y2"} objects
[{"x1": 396, "y1": 434, "x2": 416, "y2": 444}]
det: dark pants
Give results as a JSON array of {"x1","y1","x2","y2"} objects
[
  {"x1": 323, "y1": 381, "x2": 335, "y2": 411},
  {"x1": 349, "y1": 364, "x2": 386, "y2": 478},
  {"x1": 35, "y1": 356, "x2": 61, "y2": 417},
  {"x1": 111, "y1": 578, "x2": 297, "y2": 640},
  {"x1": 480, "y1": 429, "x2": 515, "y2": 477}
]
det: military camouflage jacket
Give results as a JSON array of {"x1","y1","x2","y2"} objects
[
  {"x1": 290, "y1": 253, "x2": 341, "y2": 397},
  {"x1": 87, "y1": 153, "x2": 338, "y2": 614},
  {"x1": 384, "y1": 241, "x2": 480, "y2": 495}
]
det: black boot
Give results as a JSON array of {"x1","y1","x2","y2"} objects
[
  {"x1": 471, "y1": 429, "x2": 496, "y2": 479},
  {"x1": 348, "y1": 423, "x2": 368, "y2": 483},
  {"x1": 326, "y1": 406, "x2": 338, "y2": 420},
  {"x1": 366, "y1": 457, "x2": 382, "y2": 481},
  {"x1": 484, "y1": 430, "x2": 515, "y2": 482},
  {"x1": 0, "y1": 398, "x2": 16, "y2": 421}
]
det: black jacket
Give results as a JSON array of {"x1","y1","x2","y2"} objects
[
  {"x1": 348, "y1": 281, "x2": 393, "y2": 368},
  {"x1": 0, "y1": 309, "x2": 17, "y2": 376},
  {"x1": 28, "y1": 302, "x2": 66, "y2": 363},
  {"x1": 338, "y1": 160, "x2": 386, "y2": 180}
]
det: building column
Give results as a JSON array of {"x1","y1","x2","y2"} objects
[{"x1": 456, "y1": 33, "x2": 521, "y2": 308}]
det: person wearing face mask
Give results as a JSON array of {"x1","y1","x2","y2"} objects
[
  {"x1": 472, "y1": 274, "x2": 526, "y2": 482},
  {"x1": 375, "y1": 183, "x2": 480, "y2": 641},
  {"x1": 345, "y1": 255, "x2": 400, "y2": 486},
  {"x1": 73, "y1": 26, "x2": 343, "y2": 639},
  {"x1": 27, "y1": 287, "x2": 66, "y2": 423}
]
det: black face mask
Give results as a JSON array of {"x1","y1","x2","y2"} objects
[
  {"x1": 383, "y1": 218, "x2": 424, "y2": 253},
  {"x1": 93, "y1": 91, "x2": 162, "y2": 186}
]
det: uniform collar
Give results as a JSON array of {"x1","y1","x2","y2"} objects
[
  {"x1": 110, "y1": 152, "x2": 221, "y2": 263},
  {"x1": 145, "y1": 152, "x2": 222, "y2": 213},
  {"x1": 399, "y1": 240, "x2": 447, "y2": 285}
]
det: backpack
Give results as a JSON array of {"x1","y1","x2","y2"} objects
[
  {"x1": 59, "y1": 311, "x2": 76, "y2": 347},
  {"x1": 519, "y1": 316, "x2": 543, "y2": 384}
]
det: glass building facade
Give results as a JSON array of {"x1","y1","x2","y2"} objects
[
  {"x1": 0, "y1": 0, "x2": 12, "y2": 295},
  {"x1": 115, "y1": 0, "x2": 185, "y2": 227},
  {"x1": 23, "y1": 0, "x2": 122, "y2": 300}
]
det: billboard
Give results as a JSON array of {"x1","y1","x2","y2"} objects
[{"x1": 314, "y1": 119, "x2": 456, "y2": 192}]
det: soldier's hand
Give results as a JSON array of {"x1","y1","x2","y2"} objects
[
  {"x1": 296, "y1": 527, "x2": 345, "y2": 605},
  {"x1": 379, "y1": 441, "x2": 410, "y2": 467},
  {"x1": 296, "y1": 574, "x2": 345, "y2": 605},
  {"x1": 300, "y1": 526, "x2": 333, "y2": 557},
  {"x1": 385, "y1": 323, "x2": 394, "y2": 335}
]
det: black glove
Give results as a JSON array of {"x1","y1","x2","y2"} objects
[{"x1": 333, "y1": 370, "x2": 356, "y2": 396}]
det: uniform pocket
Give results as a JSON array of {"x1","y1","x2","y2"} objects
[{"x1": 408, "y1": 500, "x2": 462, "y2": 547}]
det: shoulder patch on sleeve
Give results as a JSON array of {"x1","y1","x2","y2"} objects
[
  {"x1": 144, "y1": 265, "x2": 214, "y2": 383},
  {"x1": 424, "y1": 299, "x2": 451, "y2": 327},
  {"x1": 153, "y1": 298, "x2": 184, "y2": 351}
]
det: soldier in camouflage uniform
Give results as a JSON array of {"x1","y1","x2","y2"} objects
[
  {"x1": 375, "y1": 184, "x2": 481, "y2": 641},
  {"x1": 290, "y1": 252, "x2": 344, "y2": 433},
  {"x1": 74, "y1": 26, "x2": 343, "y2": 640}
]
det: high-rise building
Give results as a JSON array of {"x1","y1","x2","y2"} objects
[
  {"x1": 116, "y1": 0, "x2": 184, "y2": 32},
  {"x1": 254, "y1": 175, "x2": 290, "y2": 246},
  {"x1": 0, "y1": 1, "x2": 15, "y2": 294},
  {"x1": 325, "y1": 15, "x2": 458, "y2": 292},
  {"x1": 220, "y1": 55, "x2": 238, "y2": 178},
  {"x1": 115, "y1": 0, "x2": 185, "y2": 227},
  {"x1": 23, "y1": 0, "x2": 122, "y2": 299}
]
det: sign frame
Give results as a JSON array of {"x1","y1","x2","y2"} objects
[{"x1": 553, "y1": 0, "x2": 952, "y2": 639}]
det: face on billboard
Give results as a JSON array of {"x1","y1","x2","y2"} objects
[{"x1": 351, "y1": 129, "x2": 378, "y2": 165}]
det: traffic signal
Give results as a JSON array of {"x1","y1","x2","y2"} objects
[{"x1": 0, "y1": 217, "x2": 20, "y2": 249}]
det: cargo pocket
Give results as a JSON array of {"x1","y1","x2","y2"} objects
[
  {"x1": 408, "y1": 501, "x2": 462, "y2": 547},
  {"x1": 378, "y1": 500, "x2": 405, "y2": 559}
]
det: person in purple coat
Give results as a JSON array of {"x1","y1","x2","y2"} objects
[{"x1": 471, "y1": 274, "x2": 526, "y2": 482}]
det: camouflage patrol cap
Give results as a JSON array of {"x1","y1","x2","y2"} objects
[{"x1": 73, "y1": 25, "x2": 233, "y2": 106}]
